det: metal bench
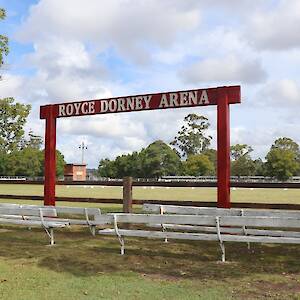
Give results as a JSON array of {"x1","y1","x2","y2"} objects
[
  {"x1": 0, "y1": 207, "x2": 69, "y2": 245},
  {"x1": 97, "y1": 211, "x2": 300, "y2": 261},
  {"x1": 0, "y1": 203, "x2": 101, "y2": 235},
  {"x1": 143, "y1": 204, "x2": 300, "y2": 236}
]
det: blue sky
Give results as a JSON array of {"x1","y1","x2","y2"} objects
[{"x1": 0, "y1": 0, "x2": 299, "y2": 167}]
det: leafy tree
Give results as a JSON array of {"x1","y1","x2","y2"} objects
[
  {"x1": 0, "y1": 8, "x2": 9, "y2": 77},
  {"x1": 98, "y1": 158, "x2": 117, "y2": 178},
  {"x1": 21, "y1": 130, "x2": 43, "y2": 150},
  {"x1": 140, "y1": 140, "x2": 182, "y2": 178},
  {"x1": 265, "y1": 137, "x2": 300, "y2": 181},
  {"x1": 38, "y1": 150, "x2": 66, "y2": 177},
  {"x1": 202, "y1": 148, "x2": 217, "y2": 175},
  {"x1": 253, "y1": 158, "x2": 265, "y2": 176},
  {"x1": 230, "y1": 144, "x2": 255, "y2": 176},
  {"x1": 183, "y1": 154, "x2": 214, "y2": 176},
  {"x1": 170, "y1": 114, "x2": 212, "y2": 158},
  {"x1": 8, "y1": 148, "x2": 42, "y2": 177},
  {"x1": 230, "y1": 144, "x2": 253, "y2": 160},
  {"x1": 0, "y1": 98, "x2": 31, "y2": 152},
  {"x1": 0, "y1": 150, "x2": 8, "y2": 175},
  {"x1": 271, "y1": 137, "x2": 300, "y2": 155}
]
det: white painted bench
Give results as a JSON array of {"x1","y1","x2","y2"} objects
[
  {"x1": 0, "y1": 203, "x2": 101, "y2": 235},
  {"x1": 97, "y1": 212, "x2": 300, "y2": 261},
  {"x1": 0, "y1": 207, "x2": 69, "y2": 245},
  {"x1": 143, "y1": 204, "x2": 300, "y2": 237}
]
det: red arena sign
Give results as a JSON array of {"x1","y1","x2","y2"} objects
[
  {"x1": 40, "y1": 86, "x2": 240, "y2": 119},
  {"x1": 40, "y1": 85, "x2": 241, "y2": 208}
]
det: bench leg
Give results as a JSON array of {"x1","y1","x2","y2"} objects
[
  {"x1": 90, "y1": 225, "x2": 96, "y2": 236},
  {"x1": 119, "y1": 237, "x2": 125, "y2": 255},
  {"x1": 219, "y1": 242, "x2": 226, "y2": 262},
  {"x1": 44, "y1": 227, "x2": 55, "y2": 245}
]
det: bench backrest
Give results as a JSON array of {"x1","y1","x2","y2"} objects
[
  {"x1": 143, "y1": 204, "x2": 300, "y2": 219},
  {"x1": 0, "y1": 207, "x2": 57, "y2": 217},
  {"x1": 0, "y1": 203, "x2": 101, "y2": 219},
  {"x1": 106, "y1": 213, "x2": 300, "y2": 229}
]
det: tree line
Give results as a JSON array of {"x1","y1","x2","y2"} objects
[{"x1": 98, "y1": 114, "x2": 300, "y2": 181}]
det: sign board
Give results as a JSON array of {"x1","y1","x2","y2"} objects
[{"x1": 40, "y1": 86, "x2": 240, "y2": 119}]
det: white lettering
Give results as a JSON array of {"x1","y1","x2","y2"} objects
[
  {"x1": 66, "y1": 104, "x2": 74, "y2": 116},
  {"x1": 135, "y1": 96, "x2": 143, "y2": 110},
  {"x1": 169, "y1": 93, "x2": 179, "y2": 107},
  {"x1": 100, "y1": 100, "x2": 108, "y2": 112},
  {"x1": 143, "y1": 95, "x2": 152, "y2": 109},
  {"x1": 179, "y1": 92, "x2": 188, "y2": 106},
  {"x1": 74, "y1": 102, "x2": 81, "y2": 115},
  {"x1": 58, "y1": 105, "x2": 66, "y2": 117},
  {"x1": 127, "y1": 97, "x2": 135, "y2": 110},
  {"x1": 109, "y1": 99, "x2": 117, "y2": 112},
  {"x1": 188, "y1": 91, "x2": 198, "y2": 105},
  {"x1": 159, "y1": 94, "x2": 169, "y2": 108},
  {"x1": 81, "y1": 102, "x2": 89, "y2": 114},
  {"x1": 88, "y1": 101, "x2": 95, "y2": 113},
  {"x1": 179, "y1": 92, "x2": 189, "y2": 106},
  {"x1": 199, "y1": 90, "x2": 209, "y2": 105},
  {"x1": 117, "y1": 98, "x2": 126, "y2": 111}
]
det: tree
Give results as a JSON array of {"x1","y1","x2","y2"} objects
[
  {"x1": 202, "y1": 148, "x2": 217, "y2": 175},
  {"x1": 230, "y1": 144, "x2": 255, "y2": 176},
  {"x1": 183, "y1": 154, "x2": 214, "y2": 176},
  {"x1": 0, "y1": 98, "x2": 31, "y2": 152},
  {"x1": 230, "y1": 144, "x2": 253, "y2": 160},
  {"x1": 140, "y1": 140, "x2": 182, "y2": 178},
  {"x1": 38, "y1": 150, "x2": 66, "y2": 177},
  {"x1": 0, "y1": 8, "x2": 9, "y2": 77},
  {"x1": 98, "y1": 158, "x2": 117, "y2": 178},
  {"x1": 265, "y1": 137, "x2": 300, "y2": 181},
  {"x1": 170, "y1": 114, "x2": 212, "y2": 158}
]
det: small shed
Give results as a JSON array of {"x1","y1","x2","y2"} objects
[{"x1": 64, "y1": 164, "x2": 87, "y2": 181}]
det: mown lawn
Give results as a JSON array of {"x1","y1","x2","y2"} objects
[
  {"x1": 0, "y1": 225, "x2": 300, "y2": 299},
  {"x1": 0, "y1": 184, "x2": 300, "y2": 299},
  {"x1": 1, "y1": 184, "x2": 300, "y2": 204}
]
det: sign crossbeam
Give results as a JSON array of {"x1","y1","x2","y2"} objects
[{"x1": 40, "y1": 85, "x2": 241, "y2": 208}]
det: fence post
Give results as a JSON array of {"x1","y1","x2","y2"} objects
[{"x1": 123, "y1": 177, "x2": 133, "y2": 213}]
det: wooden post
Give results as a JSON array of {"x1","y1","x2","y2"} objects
[
  {"x1": 44, "y1": 105, "x2": 56, "y2": 206},
  {"x1": 217, "y1": 89, "x2": 231, "y2": 208},
  {"x1": 123, "y1": 177, "x2": 133, "y2": 213}
]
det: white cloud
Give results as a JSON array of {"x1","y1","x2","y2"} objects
[
  {"x1": 17, "y1": 0, "x2": 201, "y2": 64},
  {"x1": 179, "y1": 55, "x2": 267, "y2": 84},
  {"x1": 260, "y1": 79, "x2": 300, "y2": 106},
  {"x1": 247, "y1": 0, "x2": 300, "y2": 50}
]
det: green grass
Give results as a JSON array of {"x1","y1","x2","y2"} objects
[
  {"x1": 0, "y1": 226, "x2": 299, "y2": 299},
  {"x1": 1, "y1": 184, "x2": 300, "y2": 204},
  {"x1": 0, "y1": 184, "x2": 300, "y2": 299}
]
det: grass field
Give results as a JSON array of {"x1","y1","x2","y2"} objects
[
  {"x1": 0, "y1": 184, "x2": 300, "y2": 299},
  {"x1": 1, "y1": 183, "x2": 300, "y2": 204},
  {"x1": 0, "y1": 225, "x2": 300, "y2": 299}
]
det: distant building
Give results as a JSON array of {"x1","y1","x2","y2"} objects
[{"x1": 64, "y1": 164, "x2": 87, "y2": 181}]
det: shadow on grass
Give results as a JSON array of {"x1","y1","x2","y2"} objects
[{"x1": 0, "y1": 225, "x2": 300, "y2": 280}]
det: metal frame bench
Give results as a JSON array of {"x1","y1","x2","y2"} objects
[
  {"x1": 143, "y1": 204, "x2": 300, "y2": 236},
  {"x1": 0, "y1": 207, "x2": 69, "y2": 245},
  {"x1": 0, "y1": 203, "x2": 101, "y2": 235},
  {"x1": 97, "y1": 211, "x2": 300, "y2": 261}
]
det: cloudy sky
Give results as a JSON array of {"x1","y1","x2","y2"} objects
[{"x1": 0, "y1": 0, "x2": 299, "y2": 168}]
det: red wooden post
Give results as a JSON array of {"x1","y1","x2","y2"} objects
[
  {"x1": 217, "y1": 89, "x2": 230, "y2": 208},
  {"x1": 44, "y1": 105, "x2": 57, "y2": 206}
]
